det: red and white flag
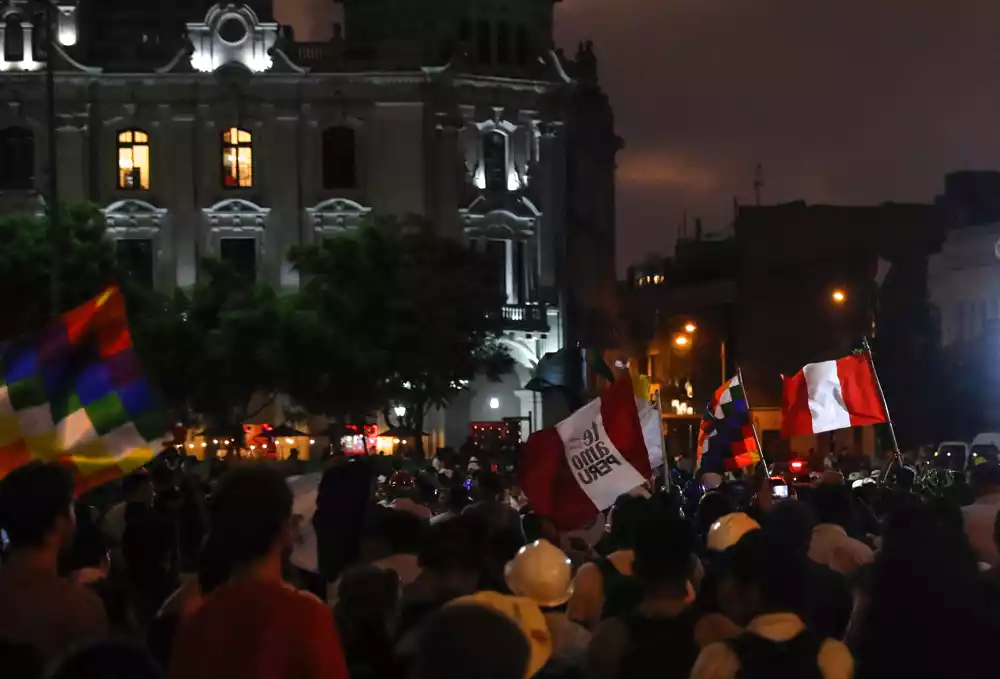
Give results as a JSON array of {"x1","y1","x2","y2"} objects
[
  {"x1": 781, "y1": 353, "x2": 888, "y2": 438},
  {"x1": 519, "y1": 376, "x2": 663, "y2": 531}
]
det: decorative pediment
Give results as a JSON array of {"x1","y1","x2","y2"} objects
[
  {"x1": 203, "y1": 198, "x2": 270, "y2": 229},
  {"x1": 305, "y1": 198, "x2": 371, "y2": 233},
  {"x1": 461, "y1": 194, "x2": 541, "y2": 236},
  {"x1": 185, "y1": 3, "x2": 284, "y2": 74},
  {"x1": 102, "y1": 200, "x2": 168, "y2": 237}
]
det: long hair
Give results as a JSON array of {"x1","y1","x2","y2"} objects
[{"x1": 854, "y1": 502, "x2": 1000, "y2": 679}]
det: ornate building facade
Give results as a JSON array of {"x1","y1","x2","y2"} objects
[{"x1": 0, "y1": 0, "x2": 620, "y2": 445}]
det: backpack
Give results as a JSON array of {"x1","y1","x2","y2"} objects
[
  {"x1": 617, "y1": 609, "x2": 700, "y2": 679},
  {"x1": 727, "y1": 629, "x2": 825, "y2": 679}
]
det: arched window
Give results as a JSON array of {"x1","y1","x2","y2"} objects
[
  {"x1": 222, "y1": 127, "x2": 253, "y2": 188},
  {"x1": 31, "y1": 12, "x2": 46, "y2": 60},
  {"x1": 476, "y1": 21, "x2": 491, "y2": 63},
  {"x1": 482, "y1": 131, "x2": 506, "y2": 191},
  {"x1": 0, "y1": 126, "x2": 34, "y2": 189},
  {"x1": 4, "y1": 16, "x2": 24, "y2": 62},
  {"x1": 515, "y1": 26, "x2": 529, "y2": 66},
  {"x1": 117, "y1": 129, "x2": 150, "y2": 190},
  {"x1": 496, "y1": 23, "x2": 510, "y2": 64},
  {"x1": 321, "y1": 126, "x2": 357, "y2": 189}
]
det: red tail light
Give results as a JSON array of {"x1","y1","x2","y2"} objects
[{"x1": 790, "y1": 460, "x2": 804, "y2": 471}]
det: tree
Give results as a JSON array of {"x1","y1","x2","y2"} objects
[
  {"x1": 128, "y1": 260, "x2": 290, "y2": 430},
  {"x1": 290, "y1": 216, "x2": 513, "y2": 455},
  {"x1": 0, "y1": 203, "x2": 116, "y2": 338}
]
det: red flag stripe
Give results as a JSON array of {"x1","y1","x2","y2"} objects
[
  {"x1": 836, "y1": 355, "x2": 889, "y2": 427},
  {"x1": 599, "y1": 377, "x2": 653, "y2": 479}
]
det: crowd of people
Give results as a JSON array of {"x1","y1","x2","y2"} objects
[{"x1": 2, "y1": 449, "x2": 1000, "y2": 679}]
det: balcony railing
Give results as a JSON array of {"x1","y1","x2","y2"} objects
[{"x1": 499, "y1": 304, "x2": 549, "y2": 332}]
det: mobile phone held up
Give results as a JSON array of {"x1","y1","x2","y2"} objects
[{"x1": 771, "y1": 484, "x2": 789, "y2": 500}]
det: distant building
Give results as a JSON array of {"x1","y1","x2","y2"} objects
[
  {"x1": 0, "y1": 0, "x2": 619, "y2": 446},
  {"x1": 736, "y1": 201, "x2": 944, "y2": 455},
  {"x1": 620, "y1": 227, "x2": 738, "y2": 459},
  {"x1": 930, "y1": 171, "x2": 1000, "y2": 348}
]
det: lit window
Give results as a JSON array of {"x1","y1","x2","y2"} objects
[
  {"x1": 0, "y1": 126, "x2": 34, "y2": 189},
  {"x1": 222, "y1": 127, "x2": 252, "y2": 188},
  {"x1": 117, "y1": 129, "x2": 150, "y2": 190},
  {"x1": 4, "y1": 17, "x2": 24, "y2": 63}
]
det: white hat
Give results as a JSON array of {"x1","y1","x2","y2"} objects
[
  {"x1": 503, "y1": 539, "x2": 574, "y2": 608},
  {"x1": 707, "y1": 512, "x2": 760, "y2": 552}
]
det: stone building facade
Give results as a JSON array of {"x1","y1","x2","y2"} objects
[{"x1": 0, "y1": 0, "x2": 619, "y2": 446}]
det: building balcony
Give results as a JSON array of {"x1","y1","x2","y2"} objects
[{"x1": 499, "y1": 304, "x2": 549, "y2": 333}]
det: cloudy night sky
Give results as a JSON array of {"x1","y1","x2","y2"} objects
[{"x1": 275, "y1": 0, "x2": 1000, "y2": 273}]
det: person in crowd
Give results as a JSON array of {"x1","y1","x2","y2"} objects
[
  {"x1": 397, "y1": 516, "x2": 482, "y2": 640},
  {"x1": 334, "y1": 565, "x2": 402, "y2": 679},
  {"x1": 48, "y1": 640, "x2": 164, "y2": 679},
  {"x1": 766, "y1": 500, "x2": 853, "y2": 640},
  {"x1": 695, "y1": 491, "x2": 737, "y2": 548},
  {"x1": 168, "y1": 465, "x2": 349, "y2": 679},
  {"x1": 329, "y1": 507, "x2": 426, "y2": 606},
  {"x1": 121, "y1": 508, "x2": 180, "y2": 629},
  {"x1": 504, "y1": 539, "x2": 591, "y2": 667},
  {"x1": 567, "y1": 496, "x2": 650, "y2": 630},
  {"x1": 462, "y1": 471, "x2": 524, "y2": 539},
  {"x1": 690, "y1": 529, "x2": 854, "y2": 679},
  {"x1": 962, "y1": 462, "x2": 1000, "y2": 568},
  {"x1": 0, "y1": 462, "x2": 108, "y2": 663},
  {"x1": 586, "y1": 514, "x2": 706, "y2": 679},
  {"x1": 387, "y1": 471, "x2": 433, "y2": 519},
  {"x1": 100, "y1": 471, "x2": 154, "y2": 547},
  {"x1": 430, "y1": 484, "x2": 470, "y2": 525},
  {"x1": 807, "y1": 482, "x2": 873, "y2": 575},
  {"x1": 411, "y1": 604, "x2": 531, "y2": 679},
  {"x1": 851, "y1": 503, "x2": 1000, "y2": 679}
]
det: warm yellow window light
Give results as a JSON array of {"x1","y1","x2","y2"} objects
[{"x1": 117, "y1": 129, "x2": 150, "y2": 190}]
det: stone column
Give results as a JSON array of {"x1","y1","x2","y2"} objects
[{"x1": 434, "y1": 112, "x2": 464, "y2": 240}]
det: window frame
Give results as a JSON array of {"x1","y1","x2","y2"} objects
[
  {"x1": 116, "y1": 129, "x2": 151, "y2": 191},
  {"x1": 320, "y1": 126, "x2": 358, "y2": 190},
  {"x1": 3, "y1": 16, "x2": 24, "y2": 63},
  {"x1": 221, "y1": 127, "x2": 253, "y2": 189},
  {"x1": 481, "y1": 129, "x2": 508, "y2": 192}
]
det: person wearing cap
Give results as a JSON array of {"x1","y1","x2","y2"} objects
[
  {"x1": 690, "y1": 529, "x2": 853, "y2": 679},
  {"x1": 449, "y1": 591, "x2": 554, "y2": 678},
  {"x1": 567, "y1": 496, "x2": 650, "y2": 630},
  {"x1": 504, "y1": 540, "x2": 591, "y2": 667},
  {"x1": 963, "y1": 462, "x2": 1000, "y2": 568},
  {"x1": 807, "y1": 483, "x2": 873, "y2": 576},
  {"x1": 587, "y1": 514, "x2": 708, "y2": 679}
]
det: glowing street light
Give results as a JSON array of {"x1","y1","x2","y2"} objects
[
  {"x1": 684, "y1": 322, "x2": 697, "y2": 333},
  {"x1": 674, "y1": 335, "x2": 689, "y2": 347},
  {"x1": 832, "y1": 289, "x2": 846, "y2": 304}
]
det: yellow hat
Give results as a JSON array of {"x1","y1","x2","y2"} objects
[
  {"x1": 706, "y1": 512, "x2": 760, "y2": 552},
  {"x1": 449, "y1": 592, "x2": 553, "y2": 678}
]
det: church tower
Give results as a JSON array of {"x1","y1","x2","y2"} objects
[{"x1": 335, "y1": 0, "x2": 561, "y2": 71}]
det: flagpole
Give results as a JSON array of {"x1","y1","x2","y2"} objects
[
  {"x1": 736, "y1": 365, "x2": 769, "y2": 473},
  {"x1": 654, "y1": 388, "x2": 669, "y2": 492},
  {"x1": 861, "y1": 337, "x2": 901, "y2": 483}
]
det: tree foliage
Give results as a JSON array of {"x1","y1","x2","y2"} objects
[
  {"x1": 290, "y1": 215, "x2": 512, "y2": 451},
  {"x1": 3, "y1": 208, "x2": 514, "y2": 449},
  {"x1": 0, "y1": 203, "x2": 116, "y2": 337}
]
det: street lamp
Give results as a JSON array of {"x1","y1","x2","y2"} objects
[
  {"x1": 684, "y1": 322, "x2": 697, "y2": 333},
  {"x1": 832, "y1": 289, "x2": 846, "y2": 304},
  {"x1": 674, "y1": 335, "x2": 689, "y2": 347}
]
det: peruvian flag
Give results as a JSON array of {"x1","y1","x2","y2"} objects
[
  {"x1": 519, "y1": 376, "x2": 663, "y2": 531},
  {"x1": 781, "y1": 353, "x2": 888, "y2": 438}
]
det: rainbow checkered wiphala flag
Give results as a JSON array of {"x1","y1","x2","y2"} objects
[
  {"x1": 696, "y1": 376, "x2": 761, "y2": 473},
  {"x1": 0, "y1": 287, "x2": 168, "y2": 491}
]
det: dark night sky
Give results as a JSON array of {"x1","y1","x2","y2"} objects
[{"x1": 276, "y1": 0, "x2": 1000, "y2": 273}]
